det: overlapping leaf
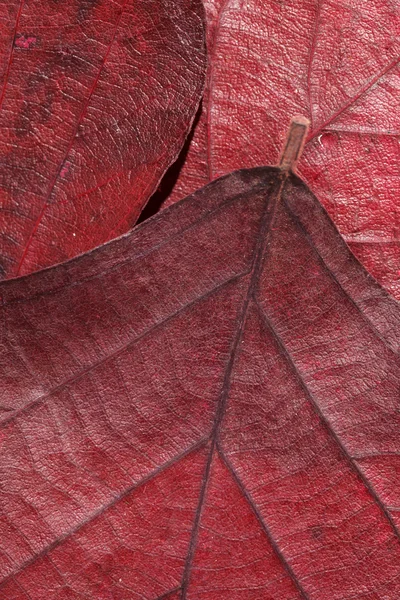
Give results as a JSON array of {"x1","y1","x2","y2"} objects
[
  {"x1": 1, "y1": 167, "x2": 400, "y2": 598},
  {"x1": 0, "y1": 0, "x2": 206, "y2": 277},
  {"x1": 163, "y1": 0, "x2": 400, "y2": 298}
]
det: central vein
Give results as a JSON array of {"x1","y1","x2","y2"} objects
[{"x1": 179, "y1": 116, "x2": 309, "y2": 597}]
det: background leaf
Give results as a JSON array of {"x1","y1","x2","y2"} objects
[
  {"x1": 0, "y1": 0, "x2": 206, "y2": 278},
  {"x1": 161, "y1": 0, "x2": 400, "y2": 299}
]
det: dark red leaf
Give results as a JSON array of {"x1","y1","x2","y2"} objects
[
  {"x1": 0, "y1": 0, "x2": 206, "y2": 278},
  {"x1": 163, "y1": 0, "x2": 400, "y2": 299},
  {"x1": 1, "y1": 160, "x2": 400, "y2": 598}
]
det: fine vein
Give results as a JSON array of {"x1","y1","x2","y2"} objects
[
  {"x1": 0, "y1": 439, "x2": 207, "y2": 590},
  {"x1": 254, "y1": 300, "x2": 400, "y2": 543},
  {"x1": 14, "y1": 0, "x2": 131, "y2": 276},
  {"x1": 218, "y1": 446, "x2": 310, "y2": 599},
  {"x1": 2, "y1": 272, "x2": 249, "y2": 429}
]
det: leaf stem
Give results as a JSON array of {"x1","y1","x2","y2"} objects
[{"x1": 279, "y1": 115, "x2": 310, "y2": 172}]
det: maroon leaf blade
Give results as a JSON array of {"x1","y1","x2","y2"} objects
[
  {"x1": 0, "y1": 0, "x2": 206, "y2": 278},
  {"x1": 1, "y1": 166, "x2": 400, "y2": 598}
]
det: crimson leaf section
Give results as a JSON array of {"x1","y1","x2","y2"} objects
[
  {"x1": 1, "y1": 167, "x2": 400, "y2": 598},
  {"x1": 0, "y1": 0, "x2": 205, "y2": 277}
]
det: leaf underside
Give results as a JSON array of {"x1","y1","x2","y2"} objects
[{"x1": 1, "y1": 167, "x2": 400, "y2": 599}]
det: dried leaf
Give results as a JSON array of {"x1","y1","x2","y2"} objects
[{"x1": 1, "y1": 161, "x2": 400, "y2": 598}]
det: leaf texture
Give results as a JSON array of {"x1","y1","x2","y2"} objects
[
  {"x1": 163, "y1": 0, "x2": 400, "y2": 299},
  {"x1": 1, "y1": 167, "x2": 400, "y2": 598},
  {"x1": 0, "y1": 0, "x2": 206, "y2": 278}
]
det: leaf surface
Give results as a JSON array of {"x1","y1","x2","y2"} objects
[
  {"x1": 0, "y1": 0, "x2": 205, "y2": 278},
  {"x1": 163, "y1": 0, "x2": 400, "y2": 299},
  {"x1": 1, "y1": 166, "x2": 400, "y2": 598}
]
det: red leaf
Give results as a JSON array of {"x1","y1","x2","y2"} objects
[
  {"x1": 1, "y1": 160, "x2": 400, "y2": 598},
  {"x1": 163, "y1": 0, "x2": 400, "y2": 299},
  {"x1": 0, "y1": 0, "x2": 206, "y2": 278}
]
